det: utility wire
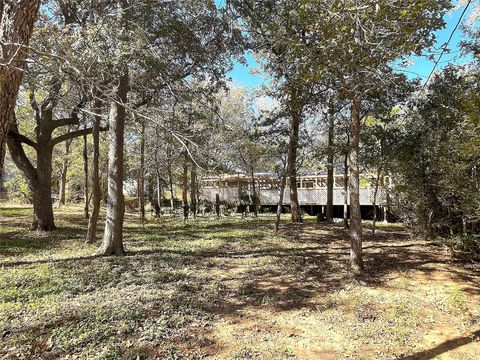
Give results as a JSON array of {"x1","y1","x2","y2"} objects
[{"x1": 422, "y1": 0, "x2": 472, "y2": 91}]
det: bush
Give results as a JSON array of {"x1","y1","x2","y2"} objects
[{"x1": 439, "y1": 235, "x2": 480, "y2": 260}]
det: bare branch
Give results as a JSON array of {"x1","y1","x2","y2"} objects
[
  {"x1": 51, "y1": 117, "x2": 80, "y2": 129},
  {"x1": 50, "y1": 125, "x2": 107, "y2": 146}
]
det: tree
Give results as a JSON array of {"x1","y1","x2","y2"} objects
[
  {"x1": 182, "y1": 150, "x2": 190, "y2": 221},
  {"x1": 0, "y1": 0, "x2": 40, "y2": 175},
  {"x1": 99, "y1": 71, "x2": 129, "y2": 255},
  {"x1": 7, "y1": 84, "x2": 97, "y2": 231},
  {"x1": 232, "y1": 0, "x2": 450, "y2": 271},
  {"x1": 25, "y1": 0, "x2": 244, "y2": 251},
  {"x1": 82, "y1": 123, "x2": 89, "y2": 219},
  {"x1": 138, "y1": 117, "x2": 146, "y2": 225},
  {"x1": 85, "y1": 97, "x2": 102, "y2": 244},
  {"x1": 222, "y1": 88, "x2": 271, "y2": 216},
  {"x1": 228, "y1": 1, "x2": 321, "y2": 223},
  {"x1": 325, "y1": 96, "x2": 336, "y2": 222},
  {"x1": 58, "y1": 125, "x2": 73, "y2": 206},
  {"x1": 391, "y1": 65, "x2": 480, "y2": 245},
  {"x1": 361, "y1": 79, "x2": 414, "y2": 235},
  {"x1": 298, "y1": 0, "x2": 450, "y2": 272}
]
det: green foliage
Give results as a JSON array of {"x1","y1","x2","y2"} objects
[
  {"x1": 390, "y1": 65, "x2": 480, "y2": 243},
  {"x1": 440, "y1": 235, "x2": 480, "y2": 259},
  {"x1": 3, "y1": 172, "x2": 30, "y2": 203}
]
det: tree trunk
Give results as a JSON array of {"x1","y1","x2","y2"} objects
[
  {"x1": 326, "y1": 99, "x2": 335, "y2": 222},
  {"x1": 58, "y1": 161, "x2": 68, "y2": 206},
  {"x1": 182, "y1": 152, "x2": 189, "y2": 221},
  {"x1": 343, "y1": 140, "x2": 349, "y2": 229},
  {"x1": 0, "y1": 0, "x2": 40, "y2": 175},
  {"x1": 275, "y1": 162, "x2": 288, "y2": 233},
  {"x1": 167, "y1": 153, "x2": 175, "y2": 214},
  {"x1": 385, "y1": 172, "x2": 391, "y2": 223},
  {"x1": 250, "y1": 169, "x2": 258, "y2": 217},
  {"x1": 8, "y1": 122, "x2": 57, "y2": 231},
  {"x1": 58, "y1": 134, "x2": 72, "y2": 206},
  {"x1": 85, "y1": 98, "x2": 102, "y2": 244},
  {"x1": 32, "y1": 182, "x2": 56, "y2": 231},
  {"x1": 8, "y1": 90, "x2": 99, "y2": 232},
  {"x1": 190, "y1": 158, "x2": 197, "y2": 218},
  {"x1": 372, "y1": 166, "x2": 382, "y2": 239},
  {"x1": 99, "y1": 72, "x2": 128, "y2": 256},
  {"x1": 31, "y1": 146, "x2": 56, "y2": 231},
  {"x1": 154, "y1": 124, "x2": 162, "y2": 211},
  {"x1": 349, "y1": 96, "x2": 363, "y2": 273},
  {"x1": 139, "y1": 119, "x2": 145, "y2": 225},
  {"x1": 156, "y1": 170, "x2": 162, "y2": 208},
  {"x1": 287, "y1": 110, "x2": 302, "y2": 223},
  {"x1": 0, "y1": 142, "x2": 6, "y2": 199},
  {"x1": 83, "y1": 130, "x2": 89, "y2": 219}
]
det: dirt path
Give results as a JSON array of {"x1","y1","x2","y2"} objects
[{"x1": 207, "y1": 223, "x2": 480, "y2": 359}]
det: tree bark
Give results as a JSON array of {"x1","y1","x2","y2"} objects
[
  {"x1": 215, "y1": 193, "x2": 220, "y2": 219},
  {"x1": 372, "y1": 166, "x2": 382, "y2": 239},
  {"x1": 349, "y1": 95, "x2": 363, "y2": 273},
  {"x1": 98, "y1": 72, "x2": 128, "y2": 256},
  {"x1": 85, "y1": 98, "x2": 102, "y2": 244},
  {"x1": 7, "y1": 87, "x2": 96, "y2": 231},
  {"x1": 182, "y1": 152, "x2": 189, "y2": 221},
  {"x1": 9, "y1": 140, "x2": 56, "y2": 231},
  {"x1": 154, "y1": 124, "x2": 162, "y2": 211},
  {"x1": 32, "y1": 146, "x2": 56, "y2": 231},
  {"x1": 83, "y1": 129, "x2": 89, "y2": 219},
  {"x1": 250, "y1": 168, "x2": 258, "y2": 217},
  {"x1": 139, "y1": 119, "x2": 145, "y2": 225},
  {"x1": 275, "y1": 162, "x2": 288, "y2": 233},
  {"x1": 58, "y1": 131, "x2": 72, "y2": 207},
  {"x1": 190, "y1": 158, "x2": 197, "y2": 218},
  {"x1": 0, "y1": 142, "x2": 6, "y2": 198},
  {"x1": 156, "y1": 170, "x2": 162, "y2": 208},
  {"x1": 326, "y1": 99, "x2": 335, "y2": 222},
  {"x1": 8, "y1": 113, "x2": 59, "y2": 231},
  {"x1": 31, "y1": 182, "x2": 56, "y2": 230},
  {"x1": 167, "y1": 158, "x2": 175, "y2": 214},
  {"x1": 167, "y1": 104, "x2": 176, "y2": 215},
  {"x1": 287, "y1": 110, "x2": 302, "y2": 223},
  {"x1": 372, "y1": 121, "x2": 387, "y2": 238},
  {"x1": 0, "y1": 0, "x2": 40, "y2": 175},
  {"x1": 343, "y1": 149, "x2": 349, "y2": 229}
]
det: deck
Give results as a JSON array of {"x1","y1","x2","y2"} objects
[{"x1": 200, "y1": 187, "x2": 387, "y2": 206}]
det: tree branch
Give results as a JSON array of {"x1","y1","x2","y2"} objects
[
  {"x1": 29, "y1": 90, "x2": 41, "y2": 124},
  {"x1": 6, "y1": 136, "x2": 37, "y2": 183},
  {"x1": 41, "y1": 79, "x2": 62, "y2": 111},
  {"x1": 50, "y1": 98, "x2": 85, "y2": 129},
  {"x1": 50, "y1": 126, "x2": 107, "y2": 145},
  {"x1": 51, "y1": 117, "x2": 80, "y2": 129},
  {"x1": 7, "y1": 130, "x2": 38, "y2": 150}
]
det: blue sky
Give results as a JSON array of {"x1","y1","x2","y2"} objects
[{"x1": 227, "y1": 6, "x2": 474, "y2": 89}]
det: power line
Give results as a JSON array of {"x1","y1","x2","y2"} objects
[{"x1": 422, "y1": 0, "x2": 472, "y2": 91}]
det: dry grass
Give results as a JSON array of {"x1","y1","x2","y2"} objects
[{"x1": 0, "y1": 204, "x2": 479, "y2": 359}]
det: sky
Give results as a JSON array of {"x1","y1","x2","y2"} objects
[{"x1": 226, "y1": 6, "x2": 476, "y2": 89}]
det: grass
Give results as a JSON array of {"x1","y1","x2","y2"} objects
[{"x1": 0, "y1": 204, "x2": 479, "y2": 359}]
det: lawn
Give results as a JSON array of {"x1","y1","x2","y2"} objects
[{"x1": 0, "y1": 205, "x2": 479, "y2": 359}]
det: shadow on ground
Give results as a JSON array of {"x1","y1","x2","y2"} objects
[{"x1": 1, "y1": 208, "x2": 479, "y2": 358}]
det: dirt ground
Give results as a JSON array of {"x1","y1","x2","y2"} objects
[
  {"x1": 0, "y1": 205, "x2": 479, "y2": 359},
  {"x1": 208, "y1": 225, "x2": 480, "y2": 359}
]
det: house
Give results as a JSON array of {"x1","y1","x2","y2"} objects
[{"x1": 200, "y1": 172, "x2": 390, "y2": 220}]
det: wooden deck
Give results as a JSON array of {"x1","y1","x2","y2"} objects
[{"x1": 200, "y1": 187, "x2": 387, "y2": 206}]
